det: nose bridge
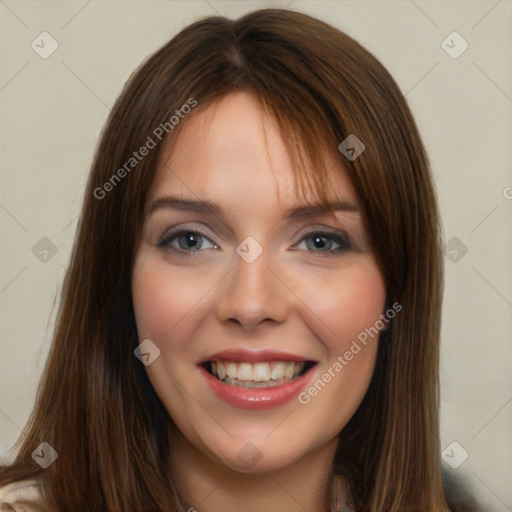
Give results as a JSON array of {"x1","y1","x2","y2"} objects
[
  {"x1": 216, "y1": 244, "x2": 288, "y2": 328},
  {"x1": 235, "y1": 251, "x2": 272, "y2": 297}
]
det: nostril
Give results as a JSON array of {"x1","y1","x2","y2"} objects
[{"x1": 227, "y1": 317, "x2": 275, "y2": 329}]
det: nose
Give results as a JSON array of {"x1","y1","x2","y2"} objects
[{"x1": 216, "y1": 250, "x2": 289, "y2": 330}]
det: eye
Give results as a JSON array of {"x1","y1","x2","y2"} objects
[
  {"x1": 156, "y1": 228, "x2": 218, "y2": 253},
  {"x1": 294, "y1": 230, "x2": 351, "y2": 255}
]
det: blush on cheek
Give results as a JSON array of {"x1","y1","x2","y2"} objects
[
  {"x1": 133, "y1": 267, "x2": 182, "y2": 341},
  {"x1": 344, "y1": 263, "x2": 385, "y2": 314},
  {"x1": 132, "y1": 264, "x2": 214, "y2": 345},
  {"x1": 296, "y1": 266, "x2": 386, "y2": 347}
]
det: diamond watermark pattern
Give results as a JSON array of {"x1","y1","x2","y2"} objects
[
  {"x1": 31, "y1": 442, "x2": 58, "y2": 469},
  {"x1": 236, "y1": 236, "x2": 263, "y2": 264},
  {"x1": 441, "y1": 31, "x2": 468, "y2": 59},
  {"x1": 31, "y1": 31, "x2": 59, "y2": 59},
  {"x1": 338, "y1": 134, "x2": 366, "y2": 161},
  {"x1": 442, "y1": 441, "x2": 469, "y2": 469},
  {"x1": 134, "y1": 338, "x2": 161, "y2": 366},
  {"x1": 32, "y1": 237, "x2": 58, "y2": 263},
  {"x1": 237, "y1": 442, "x2": 262, "y2": 468},
  {"x1": 444, "y1": 236, "x2": 468, "y2": 263}
]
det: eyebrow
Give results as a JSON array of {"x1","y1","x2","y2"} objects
[{"x1": 149, "y1": 194, "x2": 359, "y2": 219}]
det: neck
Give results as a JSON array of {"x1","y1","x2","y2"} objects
[{"x1": 168, "y1": 428, "x2": 342, "y2": 512}]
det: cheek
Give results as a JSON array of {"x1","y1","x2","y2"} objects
[
  {"x1": 293, "y1": 260, "x2": 385, "y2": 431},
  {"x1": 131, "y1": 257, "x2": 210, "y2": 344},
  {"x1": 331, "y1": 271, "x2": 385, "y2": 342},
  {"x1": 292, "y1": 256, "x2": 387, "y2": 348}
]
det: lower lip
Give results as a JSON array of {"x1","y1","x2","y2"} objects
[{"x1": 199, "y1": 365, "x2": 316, "y2": 410}]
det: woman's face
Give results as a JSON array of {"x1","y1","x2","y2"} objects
[{"x1": 132, "y1": 91, "x2": 386, "y2": 473}]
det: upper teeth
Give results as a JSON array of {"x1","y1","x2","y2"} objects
[{"x1": 211, "y1": 361, "x2": 305, "y2": 382}]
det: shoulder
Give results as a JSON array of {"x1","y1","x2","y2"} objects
[
  {"x1": 443, "y1": 469, "x2": 484, "y2": 512},
  {"x1": 0, "y1": 480, "x2": 41, "y2": 511}
]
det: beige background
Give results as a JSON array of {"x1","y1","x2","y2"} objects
[{"x1": 1, "y1": 1, "x2": 511, "y2": 510}]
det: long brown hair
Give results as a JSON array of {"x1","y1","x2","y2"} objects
[{"x1": 1, "y1": 9, "x2": 447, "y2": 511}]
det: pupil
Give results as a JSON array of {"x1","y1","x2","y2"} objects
[
  {"x1": 307, "y1": 235, "x2": 330, "y2": 251},
  {"x1": 314, "y1": 236, "x2": 325, "y2": 248},
  {"x1": 181, "y1": 233, "x2": 200, "y2": 249}
]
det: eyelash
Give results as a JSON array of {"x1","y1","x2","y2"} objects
[
  {"x1": 155, "y1": 227, "x2": 352, "y2": 256},
  {"x1": 295, "y1": 228, "x2": 352, "y2": 256}
]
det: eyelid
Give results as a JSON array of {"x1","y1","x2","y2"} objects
[
  {"x1": 291, "y1": 226, "x2": 353, "y2": 253},
  {"x1": 292, "y1": 225, "x2": 350, "y2": 243},
  {"x1": 156, "y1": 223, "x2": 218, "y2": 248},
  {"x1": 155, "y1": 223, "x2": 353, "y2": 254}
]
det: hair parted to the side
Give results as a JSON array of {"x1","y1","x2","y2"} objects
[{"x1": 0, "y1": 8, "x2": 448, "y2": 511}]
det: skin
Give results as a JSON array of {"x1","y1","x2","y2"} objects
[{"x1": 131, "y1": 91, "x2": 387, "y2": 512}]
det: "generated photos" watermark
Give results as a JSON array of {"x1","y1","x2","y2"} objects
[
  {"x1": 94, "y1": 98, "x2": 197, "y2": 200},
  {"x1": 298, "y1": 302, "x2": 402, "y2": 404}
]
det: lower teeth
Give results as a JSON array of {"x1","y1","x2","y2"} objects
[
  {"x1": 206, "y1": 362, "x2": 314, "y2": 388},
  {"x1": 218, "y1": 376, "x2": 296, "y2": 388}
]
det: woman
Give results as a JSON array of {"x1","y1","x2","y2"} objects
[{"x1": 0, "y1": 8, "x2": 479, "y2": 511}]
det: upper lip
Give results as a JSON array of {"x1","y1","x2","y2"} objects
[{"x1": 198, "y1": 348, "x2": 317, "y2": 364}]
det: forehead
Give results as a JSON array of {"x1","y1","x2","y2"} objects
[{"x1": 149, "y1": 90, "x2": 357, "y2": 209}]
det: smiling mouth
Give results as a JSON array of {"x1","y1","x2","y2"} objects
[{"x1": 201, "y1": 361, "x2": 317, "y2": 388}]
